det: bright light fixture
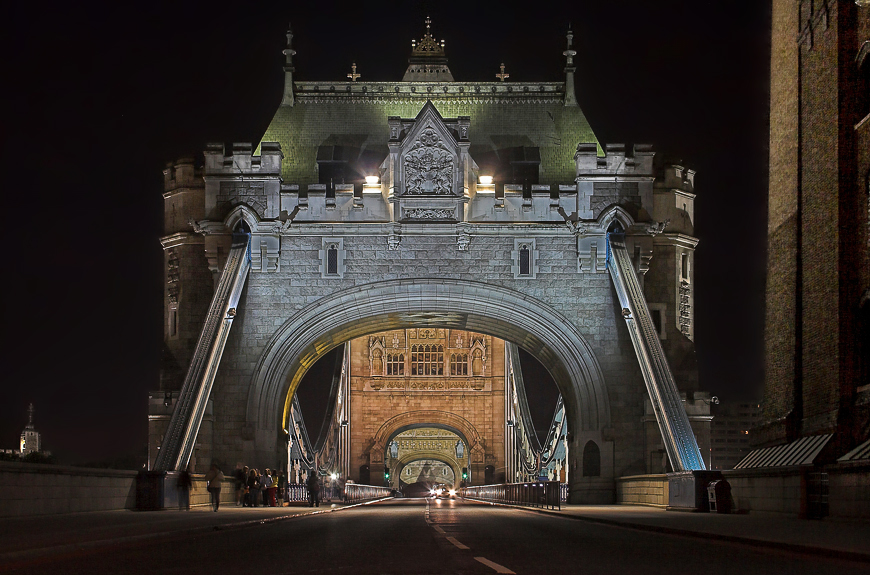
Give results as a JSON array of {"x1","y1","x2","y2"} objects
[
  {"x1": 479, "y1": 175, "x2": 493, "y2": 185},
  {"x1": 365, "y1": 175, "x2": 379, "y2": 185}
]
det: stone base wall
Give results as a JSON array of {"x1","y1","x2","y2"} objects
[
  {"x1": 0, "y1": 462, "x2": 237, "y2": 517},
  {"x1": 0, "y1": 461, "x2": 138, "y2": 517},
  {"x1": 722, "y1": 463, "x2": 870, "y2": 518},
  {"x1": 616, "y1": 474, "x2": 669, "y2": 507},
  {"x1": 827, "y1": 464, "x2": 870, "y2": 519}
]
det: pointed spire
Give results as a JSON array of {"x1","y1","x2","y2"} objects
[
  {"x1": 27, "y1": 403, "x2": 34, "y2": 429},
  {"x1": 496, "y1": 63, "x2": 510, "y2": 82},
  {"x1": 282, "y1": 22, "x2": 296, "y2": 107},
  {"x1": 563, "y1": 24, "x2": 578, "y2": 107}
]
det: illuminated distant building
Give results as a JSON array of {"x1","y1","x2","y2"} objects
[{"x1": 19, "y1": 403, "x2": 42, "y2": 456}]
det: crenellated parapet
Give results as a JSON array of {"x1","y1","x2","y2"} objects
[
  {"x1": 203, "y1": 142, "x2": 283, "y2": 222},
  {"x1": 574, "y1": 142, "x2": 656, "y2": 222}
]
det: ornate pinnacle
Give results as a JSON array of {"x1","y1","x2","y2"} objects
[
  {"x1": 283, "y1": 22, "x2": 296, "y2": 71},
  {"x1": 496, "y1": 63, "x2": 510, "y2": 82},
  {"x1": 411, "y1": 17, "x2": 445, "y2": 55},
  {"x1": 563, "y1": 25, "x2": 576, "y2": 67},
  {"x1": 347, "y1": 62, "x2": 361, "y2": 82}
]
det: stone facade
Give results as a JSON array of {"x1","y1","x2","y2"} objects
[
  {"x1": 347, "y1": 329, "x2": 504, "y2": 487},
  {"x1": 151, "y1": 21, "x2": 704, "y2": 503}
]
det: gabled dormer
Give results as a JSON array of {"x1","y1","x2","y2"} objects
[{"x1": 385, "y1": 101, "x2": 475, "y2": 222}]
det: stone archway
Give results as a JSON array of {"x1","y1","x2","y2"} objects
[
  {"x1": 370, "y1": 413, "x2": 480, "y2": 487},
  {"x1": 245, "y1": 279, "x2": 610, "y2": 451},
  {"x1": 396, "y1": 455, "x2": 461, "y2": 491}
]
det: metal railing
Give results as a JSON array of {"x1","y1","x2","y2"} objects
[
  {"x1": 285, "y1": 483, "x2": 309, "y2": 502},
  {"x1": 344, "y1": 483, "x2": 393, "y2": 503},
  {"x1": 561, "y1": 482, "x2": 569, "y2": 503},
  {"x1": 461, "y1": 481, "x2": 562, "y2": 510}
]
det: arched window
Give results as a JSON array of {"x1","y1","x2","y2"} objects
[
  {"x1": 387, "y1": 353, "x2": 404, "y2": 376},
  {"x1": 411, "y1": 345, "x2": 444, "y2": 375},
  {"x1": 582, "y1": 440, "x2": 601, "y2": 477},
  {"x1": 450, "y1": 353, "x2": 468, "y2": 375}
]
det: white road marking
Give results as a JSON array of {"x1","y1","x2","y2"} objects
[
  {"x1": 432, "y1": 525, "x2": 446, "y2": 534},
  {"x1": 446, "y1": 536, "x2": 469, "y2": 550},
  {"x1": 474, "y1": 556, "x2": 516, "y2": 574}
]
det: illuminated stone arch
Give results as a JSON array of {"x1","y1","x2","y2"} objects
[
  {"x1": 369, "y1": 411, "x2": 482, "y2": 463},
  {"x1": 244, "y1": 278, "x2": 610, "y2": 459},
  {"x1": 395, "y1": 453, "x2": 461, "y2": 488}
]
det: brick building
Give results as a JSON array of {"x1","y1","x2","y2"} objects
[{"x1": 760, "y1": 0, "x2": 869, "y2": 456}]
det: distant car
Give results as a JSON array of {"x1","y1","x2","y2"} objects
[{"x1": 433, "y1": 487, "x2": 456, "y2": 499}]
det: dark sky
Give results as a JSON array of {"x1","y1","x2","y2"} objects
[{"x1": 3, "y1": 1, "x2": 770, "y2": 464}]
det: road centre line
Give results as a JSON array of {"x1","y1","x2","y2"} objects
[
  {"x1": 474, "y1": 556, "x2": 516, "y2": 574},
  {"x1": 446, "y1": 536, "x2": 469, "y2": 550},
  {"x1": 432, "y1": 525, "x2": 446, "y2": 534}
]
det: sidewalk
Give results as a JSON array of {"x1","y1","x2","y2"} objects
[
  {"x1": 0, "y1": 500, "x2": 358, "y2": 563},
  {"x1": 523, "y1": 504, "x2": 870, "y2": 562}
]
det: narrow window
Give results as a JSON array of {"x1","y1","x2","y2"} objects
[
  {"x1": 519, "y1": 245, "x2": 531, "y2": 276},
  {"x1": 681, "y1": 253, "x2": 689, "y2": 280},
  {"x1": 327, "y1": 245, "x2": 338, "y2": 275},
  {"x1": 651, "y1": 309, "x2": 662, "y2": 335},
  {"x1": 169, "y1": 308, "x2": 178, "y2": 338}
]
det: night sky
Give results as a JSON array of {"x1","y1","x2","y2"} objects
[{"x1": 3, "y1": 1, "x2": 770, "y2": 465}]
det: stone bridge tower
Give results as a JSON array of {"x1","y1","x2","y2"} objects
[{"x1": 151, "y1": 19, "x2": 710, "y2": 503}]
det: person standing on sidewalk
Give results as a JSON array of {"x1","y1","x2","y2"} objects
[
  {"x1": 177, "y1": 467, "x2": 192, "y2": 511},
  {"x1": 306, "y1": 472, "x2": 321, "y2": 507},
  {"x1": 204, "y1": 463, "x2": 224, "y2": 512},
  {"x1": 234, "y1": 465, "x2": 248, "y2": 506},
  {"x1": 260, "y1": 468, "x2": 272, "y2": 506}
]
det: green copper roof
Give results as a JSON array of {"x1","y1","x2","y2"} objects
[{"x1": 258, "y1": 82, "x2": 600, "y2": 186}]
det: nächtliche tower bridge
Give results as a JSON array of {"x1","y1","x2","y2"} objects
[{"x1": 143, "y1": 19, "x2": 714, "y2": 509}]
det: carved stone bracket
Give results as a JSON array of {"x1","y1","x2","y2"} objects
[
  {"x1": 189, "y1": 219, "x2": 209, "y2": 235},
  {"x1": 387, "y1": 224, "x2": 402, "y2": 250},
  {"x1": 456, "y1": 225, "x2": 472, "y2": 250},
  {"x1": 646, "y1": 220, "x2": 669, "y2": 236}
]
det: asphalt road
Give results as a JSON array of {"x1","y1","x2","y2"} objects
[{"x1": 3, "y1": 499, "x2": 866, "y2": 574}]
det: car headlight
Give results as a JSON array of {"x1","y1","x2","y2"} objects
[{"x1": 448, "y1": 489, "x2": 456, "y2": 496}]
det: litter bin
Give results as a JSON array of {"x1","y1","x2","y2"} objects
[{"x1": 707, "y1": 479, "x2": 732, "y2": 514}]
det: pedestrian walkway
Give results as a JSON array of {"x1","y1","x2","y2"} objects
[
  {"x1": 0, "y1": 501, "x2": 359, "y2": 563},
  {"x1": 524, "y1": 504, "x2": 870, "y2": 562}
]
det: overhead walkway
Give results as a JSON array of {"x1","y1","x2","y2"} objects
[
  {"x1": 606, "y1": 233, "x2": 705, "y2": 472},
  {"x1": 154, "y1": 231, "x2": 252, "y2": 472}
]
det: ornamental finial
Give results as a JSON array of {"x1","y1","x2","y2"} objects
[
  {"x1": 411, "y1": 17, "x2": 445, "y2": 56},
  {"x1": 347, "y1": 62, "x2": 361, "y2": 81},
  {"x1": 496, "y1": 63, "x2": 510, "y2": 82},
  {"x1": 563, "y1": 24, "x2": 576, "y2": 67},
  {"x1": 283, "y1": 22, "x2": 296, "y2": 68}
]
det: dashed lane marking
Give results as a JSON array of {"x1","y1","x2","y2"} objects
[
  {"x1": 432, "y1": 525, "x2": 446, "y2": 534},
  {"x1": 446, "y1": 536, "x2": 469, "y2": 550},
  {"x1": 474, "y1": 556, "x2": 516, "y2": 574}
]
